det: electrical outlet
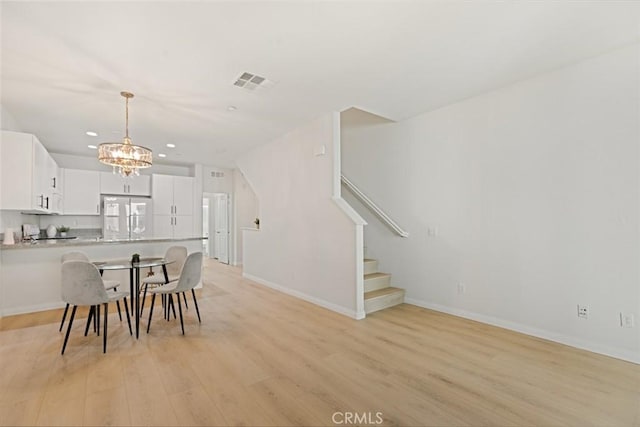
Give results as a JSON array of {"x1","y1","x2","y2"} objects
[
  {"x1": 620, "y1": 313, "x2": 635, "y2": 328},
  {"x1": 577, "y1": 304, "x2": 589, "y2": 319},
  {"x1": 457, "y1": 283, "x2": 465, "y2": 294}
]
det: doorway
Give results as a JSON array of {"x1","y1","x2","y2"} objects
[{"x1": 202, "y1": 192, "x2": 230, "y2": 264}]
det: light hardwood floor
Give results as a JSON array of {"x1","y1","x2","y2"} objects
[{"x1": 0, "y1": 259, "x2": 638, "y2": 426}]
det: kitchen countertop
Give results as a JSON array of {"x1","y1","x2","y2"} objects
[{"x1": 0, "y1": 236, "x2": 207, "y2": 250}]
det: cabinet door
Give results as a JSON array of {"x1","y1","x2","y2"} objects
[
  {"x1": 46, "y1": 155, "x2": 59, "y2": 195},
  {"x1": 0, "y1": 131, "x2": 34, "y2": 210},
  {"x1": 32, "y1": 137, "x2": 51, "y2": 212},
  {"x1": 153, "y1": 215, "x2": 174, "y2": 238},
  {"x1": 172, "y1": 176, "x2": 194, "y2": 216},
  {"x1": 127, "y1": 175, "x2": 151, "y2": 196},
  {"x1": 173, "y1": 215, "x2": 193, "y2": 238},
  {"x1": 63, "y1": 169, "x2": 101, "y2": 215},
  {"x1": 152, "y1": 174, "x2": 174, "y2": 215},
  {"x1": 100, "y1": 172, "x2": 128, "y2": 195}
]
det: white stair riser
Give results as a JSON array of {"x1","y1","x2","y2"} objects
[
  {"x1": 364, "y1": 260, "x2": 379, "y2": 275},
  {"x1": 365, "y1": 290, "x2": 405, "y2": 314},
  {"x1": 364, "y1": 274, "x2": 391, "y2": 292}
]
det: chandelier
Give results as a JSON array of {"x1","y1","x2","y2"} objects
[{"x1": 98, "y1": 91, "x2": 152, "y2": 177}]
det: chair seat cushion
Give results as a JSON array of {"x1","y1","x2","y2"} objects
[
  {"x1": 103, "y1": 280, "x2": 119, "y2": 290},
  {"x1": 148, "y1": 281, "x2": 180, "y2": 295},
  {"x1": 143, "y1": 274, "x2": 179, "y2": 285},
  {"x1": 108, "y1": 291, "x2": 130, "y2": 303}
]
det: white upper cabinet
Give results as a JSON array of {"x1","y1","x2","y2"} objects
[
  {"x1": 0, "y1": 130, "x2": 56, "y2": 213},
  {"x1": 62, "y1": 169, "x2": 101, "y2": 215},
  {"x1": 100, "y1": 172, "x2": 150, "y2": 196},
  {"x1": 46, "y1": 156, "x2": 62, "y2": 214}
]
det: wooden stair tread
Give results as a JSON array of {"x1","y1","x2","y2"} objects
[
  {"x1": 365, "y1": 287, "x2": 404, "y2": 300},
  {"x1": 364, "y1": 272, "x2": 391, "y2": 280}
]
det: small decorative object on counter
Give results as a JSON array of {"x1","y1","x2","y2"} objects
[
  {"x1": 46, "y1": 224, "x2": 57, "y2": 238},
  {"x1": 58, "y1": 225, "x2": 70, "y2": 237},
  {"x1": 3, "y1": 228, "x2": 15, "y2": 245},
  {"x1": 131, "y1": 253, "x2": 140, "y2": 264},
  {"x1": 254, "y1": 218, "x2": 260, "y2": 229}
]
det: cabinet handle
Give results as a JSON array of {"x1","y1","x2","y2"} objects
[
  {"x1": 39, "y1": 195, "x2": 44, "y2": 208},
  {"x1": 128, "y1": 184, "x2": 131, "y2": 193},
  {"x1": 52, "y1": 177, "x2": 56, "y2": 189},
  {"x1": 174, "y1": 206, "x2": 177, "y2": 215},
  {"x1": 45, "y1": 197, "x2": 49, "y2": 210}
]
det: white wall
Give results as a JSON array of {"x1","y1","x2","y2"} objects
[
  {"x1": 341, "y1": 44, "x2": 640, "y2": 363},
  {"x1": 1, "y1": 104, "x2": 20, "y2": 131},
  {"x1": 232, "y1": 168, "x2": 258, "y2": 265},
  {"x1": 238, "y1": 113, "x2": 363, "y2": 318},
  {"x1": 203, "y1": 166, "x2": 233, "y2": 194}
]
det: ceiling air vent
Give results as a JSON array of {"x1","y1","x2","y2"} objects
[
  {"x1": 233, "y1": 72, "x2": 275, "y2": 91},
  {"x1": 210, "y1": 171, "x2": 225, "y2": 178}
]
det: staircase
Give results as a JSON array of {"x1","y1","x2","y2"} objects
[{"x1": 364, "y1": 258, "x2": 405, "y2": 314}]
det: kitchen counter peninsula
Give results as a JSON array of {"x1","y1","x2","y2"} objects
[
  {"x1": 1, "y1": 236, "x2": 206, "y2": 250},
  {"x1": 0, "y1": 236, "x2": 206, "y2": 316}
]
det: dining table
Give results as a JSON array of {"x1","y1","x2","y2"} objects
[{"x1": 94, "y1": 257, "x2": 174, "y2": 338}]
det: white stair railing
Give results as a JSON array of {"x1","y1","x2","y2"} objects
[{"x1": 341, "y1": 174, "x2": 409, "y2": 238}]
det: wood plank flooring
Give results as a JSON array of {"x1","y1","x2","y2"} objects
[{"x1": 0, "y1": 259, "x2": 638, "y2": 426}]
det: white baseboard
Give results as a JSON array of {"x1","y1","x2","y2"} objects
[
  {"x1": 405, "y1": 298, "x2": 640, "y2": 365},
  {"x1": 1, "y1": 301, "x2": 66, "y2": 317},
  {"x1": 243, "y1": 272, "x2": 362, "y2": 320}
]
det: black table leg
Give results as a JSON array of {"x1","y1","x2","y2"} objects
[
  {"x1": 129, "y1": 268, "x2": 134, "y2": 316},
  {"x1": 135, "y1": 266, "x2": 140, "y2": 339}
]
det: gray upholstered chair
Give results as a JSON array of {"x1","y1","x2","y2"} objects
[
  {"x1": 59, "y1": 251, "x2": 122, "y2": 332},
  {"x1": 140, "y1": 246, "x2": 188, "y2": 316},
  {"x1": 146, "y1": 252, "x2": 203, "y2": 335},
  {"x1": 61, "y1": 260, "x2": 132, "y2": 354}
]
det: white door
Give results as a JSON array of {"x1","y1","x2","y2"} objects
[{"x1": 213, "y1": 193, "x2": 229, "y2": 264}]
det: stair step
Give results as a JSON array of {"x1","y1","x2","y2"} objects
[
  {"x1": 364, "y1": 287, "x2": 405, "y2": 314},
  {"x1": 364, "y1": 272, "x2": 391, "y2": 292},
  {"x1": 363, "y1": 258, "x2": 379, "y2": 275}
]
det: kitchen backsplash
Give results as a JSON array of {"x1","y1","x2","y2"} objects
[{"x1": 0, "y1": 211, "x2": 101, "y2": 236}]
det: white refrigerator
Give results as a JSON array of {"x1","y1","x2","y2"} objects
[{"x1": 102, "y1": 196, "x2": 153, "y2": 240}]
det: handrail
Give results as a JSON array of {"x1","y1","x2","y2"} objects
[{"x1": 341, "y1": 174, "x2": 409, "y2": 238}]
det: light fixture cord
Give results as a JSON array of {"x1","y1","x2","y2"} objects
[{"x1": 125, "y1": 96, "x2": 129, "y2": 139}]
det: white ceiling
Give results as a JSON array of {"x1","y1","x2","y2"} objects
[{"x1": 2, "y1": 1, "x2": 639, "y2": 168}]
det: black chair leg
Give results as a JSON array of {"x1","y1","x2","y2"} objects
[
  {"x1": 59, "y1": 304, "x2": 69, "y2": 332},
  {"x1": 191, "y1": 289, "x2": 201, "y2": 323},
  {"x1": 140, "y1": 284, "x2": 148, "y2": 317},
  {"x1": 176, "y1": 293, "x2": 185, "y2": 335},
  {"x1": 123, "y1": 297, "x2": 132, "y2": 335},
  {"x1": 116, "y1": 300, "x2": 122, "y2": 321},
  {"x1": 61, "y1": 305, "x2": 77, "y2": 355},
  {"x1": 85, "y1": 306, "x2": 94, "y2": 336},
  {"x1": 170, "y1": 295, "x2": 177, "y2": 320},
  {"x1": 182, "y1": 292, "x2": 188, "y2": 309},
  {"x1": 147, "y1": 294, "x2": 156, "y2": 334},
  {"x1": 103, "y1": 303, "x2": 108, "y2": 354},
  {"x1": 96, "y1": 304, "x2": 100, "y2": 336}
]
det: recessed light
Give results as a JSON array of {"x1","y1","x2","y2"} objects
[
  {"x1": 86, "y1": 131, "x2": 98, "y2": 137},
  {"x1": 87, "y1": 145, "x2": 97, "y2": 149},
  {"x1": 227, "y1": 105, "x2": 237, "y2": 111},
  {"x1": 158, "y1": 153, "x2": 167, "y2": 158},
  {"x1": 166, "y1": 143, "x2": 176, "y2": 148}
]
